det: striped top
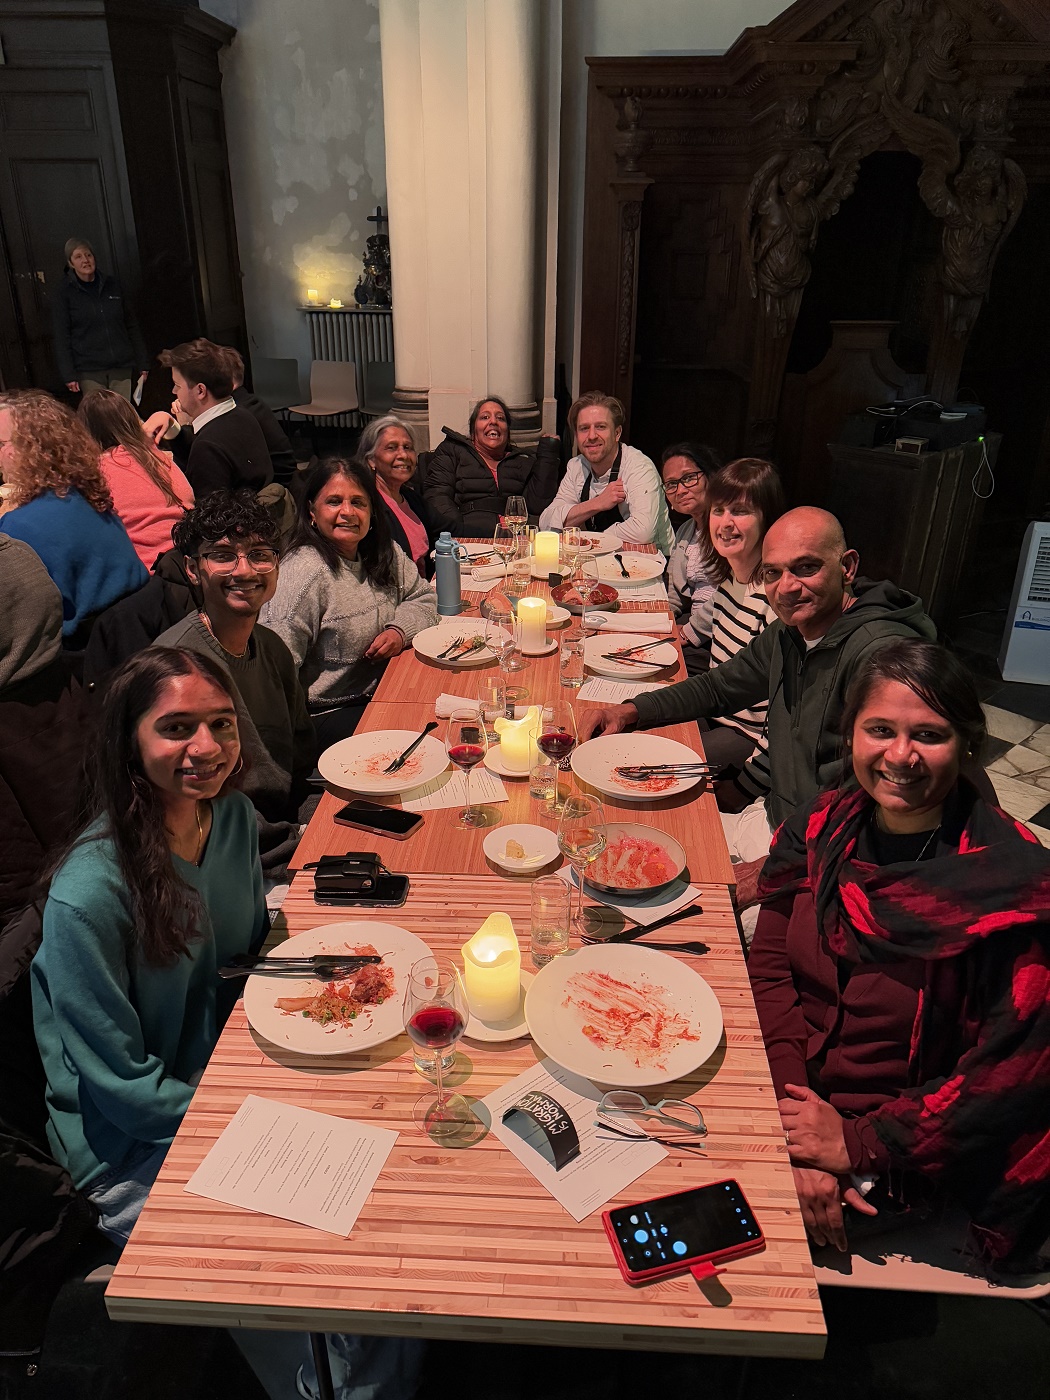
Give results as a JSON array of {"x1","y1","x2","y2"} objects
[{"x1": 710, "y1": 575, "x2": 776, "y2": 798}]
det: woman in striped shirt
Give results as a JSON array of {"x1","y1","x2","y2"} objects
[{"x1": 699, "y1": 459, "x2": 786, "y2": 798}]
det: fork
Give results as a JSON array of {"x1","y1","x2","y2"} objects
[
  {"x1": 436, "y1": 635, "x2": 465, "y2": 660},
  {"x1": 447, "y1": 636, "x2": 486, "y2": 662},
  {"x1": 614, "y1": 762, "x2": 720, "y2": 778},
  {"x1": 613, "y1": 552, "x2": 630, "y2": 578}
]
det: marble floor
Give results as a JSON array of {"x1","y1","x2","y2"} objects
[{"x1": 982, "y1": 707, "x2": 1050, "y2": 847}]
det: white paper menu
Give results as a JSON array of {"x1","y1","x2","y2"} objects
[
  {"x1": 185, "y1": 1095, "x2": 397, "y2": 1236},
  {"x1": 476, "y1": 1058, "x2": 665, "y2": 1221}
]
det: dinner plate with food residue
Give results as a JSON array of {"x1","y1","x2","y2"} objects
[
  {"x1": 244, "y1": 924, "x2": 432, "y2": 1057},
  {"x1": 318, "y1": 730, "x2": 449, "y2": 796},
  {"x1": 571, "y1": 734, "x2": 707, "y2": 803},
  {"x1": 584, "y1": 824, "x2": 685, "y2": 895},
  {"x1": 524, "y1": 943, "x2": 722, "y2": 1087}
]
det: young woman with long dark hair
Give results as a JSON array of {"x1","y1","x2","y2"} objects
[
  {"x1": 32, "y1": 647, "x2": 266, "y2": 1244},
  {"x1": 260, "y1": 457, "x2": 437, "y2": 747}
]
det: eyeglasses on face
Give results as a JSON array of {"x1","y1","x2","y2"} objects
[
  {"x1": 197, "y1": 546, "x2": 279, "y2": 574},
  {"x1": 662, "y1": 470, "x2": 704, "y2": 496}
]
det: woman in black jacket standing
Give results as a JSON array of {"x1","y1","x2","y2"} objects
[
  {"x1": 52, "y1": 238, "x2": 149, "y2": 402},
  {"x1": 424, "y1": 394, "x2": 560, "y2": 538}
]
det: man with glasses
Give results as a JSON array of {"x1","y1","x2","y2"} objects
[
  {"x1": 155, "y1": 492, "x2": 315, "y2": 865},
  {"x1": 579, "y1": 508, "x2": 935, "y2": 940}
]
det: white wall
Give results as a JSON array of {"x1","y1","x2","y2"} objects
[
  {"x1": 557, "y1": 0, "x2": 787, "y2": 395},
  {"x1": 201, "y1": 0, "x2": 387, "y2": 375}
]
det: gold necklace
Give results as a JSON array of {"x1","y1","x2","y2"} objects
[{"x1": 193, "y1": 801, "x2": 205, "y2": 865}]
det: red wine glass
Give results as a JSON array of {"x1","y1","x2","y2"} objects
[
  {"x1": 445, "y1": 707, "x2": 489, "y2": 828},
  {"x1": 403, "y1": 956, "x2": 470, "y2": 1137},
  {"x1": 535, "y1": 701, "x2": 578, "y2": 816}
]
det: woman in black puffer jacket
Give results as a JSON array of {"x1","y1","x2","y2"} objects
[{"x1": 423, "y1": 395, "x2": 560, "y2": 537}]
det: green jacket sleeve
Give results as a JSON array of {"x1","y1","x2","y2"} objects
[{"x1": 633, "y1": 622, "x2": 779, "y2": 728}]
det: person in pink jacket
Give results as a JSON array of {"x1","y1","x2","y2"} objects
[{"x1": 78, "y1": 389, "x2": 194, "y2": 571}]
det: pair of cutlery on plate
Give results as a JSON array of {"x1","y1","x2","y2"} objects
[
  {"x1": 599, "y1": 638, "x2": 671, "y2": 665},
  {"x1": 613, "y1": 761, "x2": 721, "y2": 782},
  {"x1": 436, "y1": 635, "x2": 486, "y2": 663},
  {"x1": 218, "y1": 952, "x2": 382, "y2": 980}
]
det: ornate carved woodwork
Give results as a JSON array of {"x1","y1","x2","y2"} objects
[{"x1": 580, "y1": 0, "x2": 1050, "y2": 491}]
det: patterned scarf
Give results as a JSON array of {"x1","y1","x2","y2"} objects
[{"x1": 758, "y1": 782, "x2": 1050, "y2": 1267}]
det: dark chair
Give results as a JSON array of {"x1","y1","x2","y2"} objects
[{"x1": 251, "y1": 357, "x2": 302, "y2": 413}]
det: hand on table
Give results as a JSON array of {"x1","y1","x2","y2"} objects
[
  {"x1": 731, "y1": 856, "x2": 766, "y2": 910},
  {"x1": 365, "y1": 627, "x2": 405, "y2": 661},
  {"x1": 577, "y1": 702, "x2": 638, "y2": 742},
  {"x1": 779, "y1": 1084, "x2": 851, "y2": 1174},
  {"x1": 791, "y1": 1167, "x2": 876, "y2": 1252}
]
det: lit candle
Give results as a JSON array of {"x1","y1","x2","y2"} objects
[
  {"x1": 462, "y1": 913, "x2": 521, "y2": 1022},
  {"x1": 307, "y1": 289, "x2": 319, "y2": 304},
  {"x1": 493, "y1": 705, "x2": 540, "y2": 773},
  {"x1": 534, "y1": 531, "x2": 560, "y2": 570},
  {"x1": 516, "y1": 596, "x2": 547, "y2": 654},
  {"x1": 329, "y1": 298, "x2": 343, "y2": 308}
]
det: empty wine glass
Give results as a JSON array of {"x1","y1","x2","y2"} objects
[
  {"x1": 445, "y1": 707, "x2": 489, "y2": 828},
  {"x1": 403, "y1": 956, "x2": 470, "y2": 1137},
  {"x1": 535, "y1": 700, "x2": 577, "y2": 816},
  {"x1": 557, "y1": 794, "x2": 608, "y2": 935}
]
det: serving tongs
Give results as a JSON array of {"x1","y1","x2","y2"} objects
[
  {"x1": 613, "y1": 761, "x2": 721, "y2": 781},
  {"x1": 218, "y1": 952, "x2": 382, "y2": 980}
]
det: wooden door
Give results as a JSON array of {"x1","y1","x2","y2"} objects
[{"x1": 0, "y1": 67, "x2": 136, "y2": 389}]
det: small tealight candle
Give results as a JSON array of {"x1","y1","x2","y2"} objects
[
  {"x1": 516, "y1": 595, "x2": 547, "y2": 654},
  {"x1": 494, "y1": 705, "x2": 540, "y2": 773},
  {"x1": 329, "y1": 298, "x2": 343, "y2": 308},
  {"x1": 462, "y1": 913, "x2": 521, "y2": 1022},
  {"x1": 534, "y1": 531, "x2": 560, "y2": 570},
  {"x1": 307, "y1": 289, "x2": 319, "y2": 304}
]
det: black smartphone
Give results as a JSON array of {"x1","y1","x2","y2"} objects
[
  {"x1": 314, "y1": 874, "x2": 410, "y2": 908},
  {"x1": 333, "y1": 800, "x2": 423, "y2": 840},
  {"x1": 602, "y1": 1179, "x2": 764, "y2": 1285}
]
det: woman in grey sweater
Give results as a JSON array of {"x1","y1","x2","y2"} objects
[{"x1": 261, "y1": 457, "x2": 437, "y2": 747}]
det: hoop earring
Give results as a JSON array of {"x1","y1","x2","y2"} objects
[{"x1": 231, "y1": 755, "x2": 244, "y2": 775}]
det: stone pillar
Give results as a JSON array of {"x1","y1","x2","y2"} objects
[{"x1": 378, "y1": 0, "x2": 557, "y2": 448}]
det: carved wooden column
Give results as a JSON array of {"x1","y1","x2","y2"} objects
[{"x1": 608, "y1": 97, "x2": 652, "y2": 419}]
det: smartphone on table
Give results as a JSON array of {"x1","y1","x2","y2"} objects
[
  {"x1": 333, "y1": 799, "x2": 423, "y2": 840},
  {"x1": 602, "y1": 1179, "x2": 764, "y2": 1286}
]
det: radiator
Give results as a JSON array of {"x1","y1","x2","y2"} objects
[{"x1": 302, "y1": 307, "x2": 394, "y2": 428}]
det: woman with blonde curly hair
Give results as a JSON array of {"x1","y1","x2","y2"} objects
[{"x1": 0, "y1": 389, "x2": 146, "y2": 641}]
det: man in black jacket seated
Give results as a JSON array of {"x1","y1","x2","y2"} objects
[{"x1": 159, "y1": 337, "x2": 273, "y2": 496}]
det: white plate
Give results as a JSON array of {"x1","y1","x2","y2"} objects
[
  {"x1": 571, "y1": 733, "x2": 708, "y2": 803},
  {"x1": 573, "y1": 531, "x2": 618, "y2": 557},
  {"x1": 465, "y1": 970, "x2": 535, "y2": 1042},
  {"x1": 319, "y1": 730, "x2": 449, "y2": 795},
  {"x1": 244, "y1": 923, "x2": 432, "y2": 1057},
  {"x1": 483, "y1": 823, "x2": 560, "y2": 871},
  {"x1": 412, "y1": 622, "x2": 511, "y2": 668},
  {"x1": 524, "y1": 943, "x2": 723, "y2": 1087},
  {"x1": 588, "y1": 553, "x2": 665, "y2": 586},
  {"x1": 519, "y1": 637, "x2": 558, "y2": 658},
  {"x1": 583, "y1": 633, "x2": 677, "y2": 678},
  {"x1": 530, "y1": 559, "x2": 571, "y2": 580},
  {"x1": 483, "y1": 749, "x2": 530, "y2": 780},
  {"x1": 546, "y1": 603, "x2": 571, "y2": 627},
  {"x1": 458, "y1": 543, "x2": 499, "y2": 570}
]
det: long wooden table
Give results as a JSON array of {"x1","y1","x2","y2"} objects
[{"x1": 104, "y1": 873, "x2": 825, "y2": 1357}]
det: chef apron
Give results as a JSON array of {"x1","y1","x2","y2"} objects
[{"x1": 579, "y1": 445, "x2": 623, "y2": 533}]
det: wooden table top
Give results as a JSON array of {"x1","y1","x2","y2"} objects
[{"x1": 105, "y1": 872, "x2": 825, "y2": 1357}]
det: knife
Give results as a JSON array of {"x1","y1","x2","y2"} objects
[{"x1": 384, "y1": 721, "x2": 438, "y2": 773}]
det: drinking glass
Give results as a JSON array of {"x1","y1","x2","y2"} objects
[
  {"x1": 403, "y1": 956, "x2": 470, "y2": 1137},
  {"x1": 562, "y1": 525, "x2": 584, "y2": 582},
  {"x1": 492, "y1": 520, "x2": 516, "y2": 586},
  {"x1": 477, "y1": 672, "x2": 507, "y2": 737},
  {"x1": 535, "y1": 700, "x2": 577, "y2": 816},
  {"x1": 509, "y1": 537, "x2": 532, "y2": 598},
  {"x1": 530, "y1": 874, "x2": 572, "y2": 968},
  {"x1": 559, "y1": 628, "x2": 585, "y2": 689},
  {"x1": 557, "y1": 794, "x2": 608, "y2": 935},
  {"x1": 445, "y1": 708, "x2": 488, "y2": 828},
  {"x1": 487, "y1": 611, "x2": 529, "y2": 681},
  {"x1": 504, "y1": 495, "x2": 528, "y2": 536}
]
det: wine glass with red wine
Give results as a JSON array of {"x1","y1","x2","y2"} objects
[
  {"x1": 445, "y1": 707, "x2": 490, "y2": 828},
  {"x1": 404, "y1": 956, "x2": 470, "y2": 1137},
  {"x1": 535, "y1": 701, "x2": 578, "y2": 816}
]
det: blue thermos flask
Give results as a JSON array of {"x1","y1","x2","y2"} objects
[{"x1": 434, "y1": 532, "x2": 468, "y2": 616}]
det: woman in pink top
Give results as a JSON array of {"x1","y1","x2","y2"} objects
[
  {"x1": 78, "y1": 389, "x2": 194, "y2": 570},
  {"x1": 359, "y1": 414, "x2": 434, "y2": 577}
]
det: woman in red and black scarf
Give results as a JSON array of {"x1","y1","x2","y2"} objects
[{"x1": 748, "y1": 639, "x2": 1050, "y2": 1269}]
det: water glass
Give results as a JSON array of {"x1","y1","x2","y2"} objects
[
  {"x1": 530, "y1": 875, "x2": 572, "y2": 968},
  {"x1": 559, "y1": 629, "x2": 585, "y2": 688},
  {"x1": 477, "y1": 673, "x2": 507, "y2": 737},
  {"x1": 510, "y1": 545, "x2": 532, "y2": 598},
  {"x1": 529, "y1": 746, "x2": 557, "y2": 802}
]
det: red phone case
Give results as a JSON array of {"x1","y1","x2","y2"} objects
[{"x1": 601, "y1": 1180, "x2": 765, "y2": 1287}]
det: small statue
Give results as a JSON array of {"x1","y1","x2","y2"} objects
[{"x1": 354, "y1": 232, "x2": 391, "y2": 308}]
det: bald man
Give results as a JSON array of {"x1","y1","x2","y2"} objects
[{"x1": 579, "y1": 508, "x2": 936, "y2": 934}]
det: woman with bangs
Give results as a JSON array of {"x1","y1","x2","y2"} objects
[
  {"x1": 698, "y1": 458, "x2": 786, "y2": 798},
  {"x1": 0, "y1": 389, "x2": 146, "y2": 643}
]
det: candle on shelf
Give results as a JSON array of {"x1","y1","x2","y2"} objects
[
  {"x1": 534, "y1": 531, "x2": 560, "y2": 571},
  {"x1": 329, "y1": 298, "x2": 343, "y2": 308},
  {"x1": 493, "y1": 705, "x2": 540, "y2": 773},
  {"x1": 306, "y1": 289, "x2": 319, "y2": 304},
  {"x1": 462, "y1": 913, "x2": 521, "y2": 1022},
  {"x1": 516, "y1": 596, "x2": 547, "y2": 654}
]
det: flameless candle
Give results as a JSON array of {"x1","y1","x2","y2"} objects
[
  {"x1": 462, "y1": 913, "x2": 521, "y2": 1022},
  {"x1": 534, "y1": 531, "x2": 560, "y2": 570},
  {"x1": 329, "y1": 298, "x2": 343, "y2": 308},
  {"x1": 307, "y1": 289, "x2": 319, "y2": 304},
  {"x1": 516, "y1": 595, "x2": 547, "y2": 654},
  {"x1": 493, "y1": 705, "x2": 540, "y2": 772}
]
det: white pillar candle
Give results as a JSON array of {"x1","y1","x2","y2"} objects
[
  {"x1": 534, "y1": 531, "x2": 560, "y2": 570},
  {"x1": 306, "y1": 289, "x2": 319, "y2": 304},
  {"x1": 493, "y1": 705, "x2": 540, "y2": 772},
  {"x1": 516, "y1": 595, "x2": 547, "y2": 653},
  {"x1": 462, "y1": 913, "x2": 521, "y2": 1022}
]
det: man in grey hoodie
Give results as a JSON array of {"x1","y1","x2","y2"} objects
[{"x1": 579, "y1": 508, "x2": 937, "y2": 934}]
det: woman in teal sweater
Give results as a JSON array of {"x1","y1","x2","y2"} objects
[{"x1": 32, "y1": 646, "x2": 267, "y2": 1244}]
